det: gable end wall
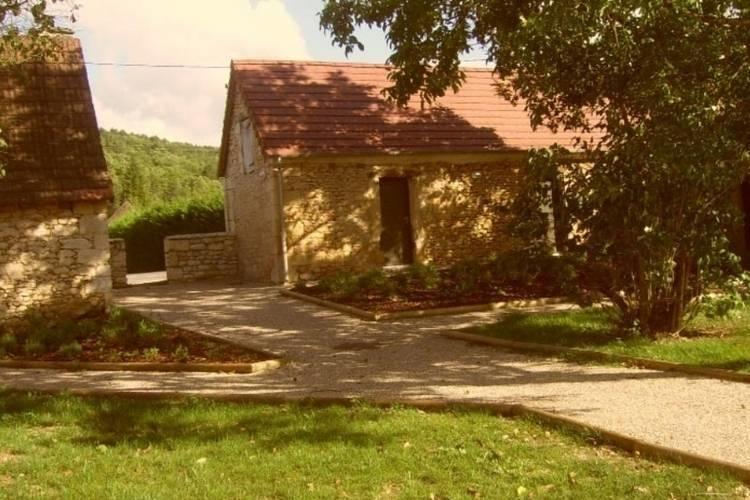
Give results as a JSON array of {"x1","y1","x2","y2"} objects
[{"x1": 223, "y1": 94, "x2": 283, "y2": 283}]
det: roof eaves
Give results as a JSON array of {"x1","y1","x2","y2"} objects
[{"x1": 272, "y1": 148, "x2": 532, "y2": 165}]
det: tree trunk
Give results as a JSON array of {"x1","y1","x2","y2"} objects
[
  {"x1": 636, "y1": 255, "x2": 652, "y2": 336},
  {"x1": 668, "y1": 254, "x2": 689, "y2": 333}
]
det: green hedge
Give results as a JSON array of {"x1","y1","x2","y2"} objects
[{"x1": 109, "y1": 193, "x2": 225, "y2": 273}]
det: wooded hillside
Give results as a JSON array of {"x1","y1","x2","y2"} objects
[{"x1": 100, "y1": 129, "x2": 221, "y2": 208}]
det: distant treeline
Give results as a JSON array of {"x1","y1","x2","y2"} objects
[{"x1": 101, "y1": 129, "x2": 222, "y2": 208}]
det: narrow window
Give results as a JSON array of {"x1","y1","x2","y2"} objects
[
  {"x1": 223, "y1": 178, "x2": 235, "y2": 233},
  {"x1": 240, "y1": 118, "x2": 256, "y2": 173}
]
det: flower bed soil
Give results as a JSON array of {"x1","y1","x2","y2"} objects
[
  {"x1": 0, "y1": 323, "x2": 269, "y2": 364},
  {"x1": 294, "y1": 284, "x2": 561, "y2": 314}
]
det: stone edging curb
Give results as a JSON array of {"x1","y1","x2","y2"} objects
[
  {"x1": 280, "y1": 289, "x2": 571, "y2": 321},
  {"x1": 442, "y1": 331, "x2": 750, "y2": 384},
  {"x1": 0, "y1": 358, "x2": 282, "y2": 374},
  {"x1": 3, "y1": 388, "x2": 748, "y2": 484}
]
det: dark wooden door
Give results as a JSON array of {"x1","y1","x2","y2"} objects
[{"x1": 379, "y1": 177, "x2": 414, "y2": 266}]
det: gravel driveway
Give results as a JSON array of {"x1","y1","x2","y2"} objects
[{"x1": 2, "y1": 280, "x2": 749, "y2": 470}]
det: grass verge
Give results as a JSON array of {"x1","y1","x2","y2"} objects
[
  {"x1": 0, "y1": 392, "x2": 746, "y2": 498},
  {"x1": 469, "y1": 308, "x2": 750, "y2": 373}
]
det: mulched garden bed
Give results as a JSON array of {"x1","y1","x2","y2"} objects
[
  {"x1": 294, "y1": 283, "x2": 562, "y2": 314},
  {"x1": 0, "y1": 310, "x2": 269, "y2": 364}
]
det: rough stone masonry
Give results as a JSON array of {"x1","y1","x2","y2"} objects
[
  {"x1": 109, "y1": 238, "x2": 128, "y2": 289},
  {"x1": 164, "y1": 233, "x2": 238, "y2": 282},
  {"x1": 0, "y1": 202, "x2": 112, "y2": 321}
]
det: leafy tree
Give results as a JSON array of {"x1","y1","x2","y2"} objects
[
  {"x1": 320, "y1": 0, "x2": 750, "y2": 335},
  {"x1": 1, "y1": 1, "x2": 74, "y2": 46}
]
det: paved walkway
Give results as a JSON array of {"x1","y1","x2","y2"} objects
[
  {"x1": 127, "y1": 271, "x2": 167, "y2": 286},
  {"x1": 1, "y1": 280, "x2": 749, "y2": 469}
]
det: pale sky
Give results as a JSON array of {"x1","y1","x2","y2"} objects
[
  {"x1": 72, "y1": 0, "x2": 488, "y2": 146},
  {"x1": 71, "y1": 0, "x2": 428, "y2": 146}
]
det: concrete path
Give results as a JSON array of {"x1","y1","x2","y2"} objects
[
  {"x1": 127, "y1": 271, "x2": 167, "y2": 286},
  {"x1": 1, "y1": 280, "x2": 749, "y2": 470}
]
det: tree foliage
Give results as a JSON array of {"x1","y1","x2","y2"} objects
[
  {"x1": 1, "y1": 0, "x2": 73, "y2": 40},
  {"x1": 320, "y1": 0, "x2": 750, "y2": 335},
  {"x1": 101, "y1": 129, "x2": 222, "y2": 209}
]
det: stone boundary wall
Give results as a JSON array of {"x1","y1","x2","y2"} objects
[
  {"x1": 0, "y1": 201, "x2": 111, "y2": 322},
  {"x1": 109, "y1": 239, "x2": 128, "y2": 289},
  {"x1": 164, "y1": 233, "x2": 238, "y2": 282}
]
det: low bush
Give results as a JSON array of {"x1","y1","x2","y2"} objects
[
  {"x1": 109, "y1": 192, "x2": 225, "y2": 273},
  {"x1": 57, "y1": 341, "x2": 83, "y2": 360},
  {"x1": 318, "y1": 271, "x2": 361, "y2": 298},
  {"x1": 174, "y1": 344, "x2": 190, "y2": 363},
  {"x1": 446, "y1": 258, "x2": 493, "y2": 293},
  {"x1": 400, "y1": 263, "x2": 441, "y2": 290},
  {"x1": 142, "y1": 347, "x2": 161, "y2": 362},
  {"x1": 318, "y1": 264, "x2": 441, "y2": 298},
  {"x1": 357, "y1": 269, "x2": 396, "y2": 296},
  {"x1": 313, "y1": 252, "x2": 580, "y2": 300},
  {"x1": 0, "y1": 307, "x2": 161, "y2": 359},
  {"x1": 0, "y1": 307, "x2": 261, "y2": 364}
]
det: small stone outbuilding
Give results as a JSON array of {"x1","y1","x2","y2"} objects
[
  {"x1": 219, "y1": 60, "x2": 583, "y2": 283},
  {"x1": 0, "y1": 38, "x2": 113, "y2": 320}
]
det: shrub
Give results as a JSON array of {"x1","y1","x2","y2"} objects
[
  {"x1": 522, "y1": 252, "x2": 580, "y2": 295},
  {"x1": 447, "y1": 258, "x2": 493, "y2": 293},
  {"x1": 137, "y1": 319, "x2": 163, "y2": 345},
  {"x1": 23, "y1": 339, "x2": 45, "y2": 356},
  {"x1": 318, "y1": 271, "x2": 361, "y2": 298},
  {"x1": 57, "y1": 341, "x2": 83, "y2": 360},
  {"x1": 357, "y1": 269, "x2": 396, "y2": 296},
  {"x1": 109, "y1": 192, "x2": 225, "y2": 273},
  {"x1": 142, "y1": 347, "x2": 161, "y2": 362},
  {"x1": 14, "y1": 314, "x2": 82, "y2": 354},
  {"x1": 487, "y1": 250, "x2": 580, "y2": 296},
  {"x1": 101, "y1": 323, "x2": 123, "y2": 345},
  {"x1": 0, "y1": 333, "x2": 18, "y2": 353},
  {"x1": 698, "y1": 273, "x2": 750, "y2": 320},
  {"x1": 400, "y1": 263, "x2": 440, "y2": 291},
  {"x1": 0, "y1": 307, "x2": 171, "y2": 359},
  {"x1": 174, "y1": 345, "x2": 190, "y2": 363}
]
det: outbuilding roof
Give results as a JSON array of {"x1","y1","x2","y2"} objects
[
  {"x1": 0, "y1": 37, "x2": 111, "y2": 207},
  {"x1": 219, "y1": 60, "x2": 589, "y2": 173}
]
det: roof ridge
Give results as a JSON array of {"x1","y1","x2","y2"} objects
[{"x1": 231, "y1": 59, "x2": 493, "y2": 73}]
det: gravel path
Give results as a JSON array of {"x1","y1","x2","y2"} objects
[{"x1": 2, "y1": 280, "x2": 749, "y2": 469}]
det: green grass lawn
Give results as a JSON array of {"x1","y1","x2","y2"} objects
[
  {"x1": 470, "y1": 307, "x2": 750, "y2": 373},
  {"x1": 0, "y1": 393, "x2": 745, "y2": 499}
]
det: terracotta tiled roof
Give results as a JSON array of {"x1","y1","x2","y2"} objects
[
  {"x1": 219, "y1": 60, "x2": 591, "y2": 172},
  {"x1": 0, "y1": 37, "x2": 111, "y2": 207}
]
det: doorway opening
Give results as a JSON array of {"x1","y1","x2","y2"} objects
[{"x1": 378, "y1": 177, "x2": 414, "y2": 266}]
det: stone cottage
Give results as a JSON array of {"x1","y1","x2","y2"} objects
[
  {"x1": 0, "y1": 37, "x2": 113, "y2": 320},
  {"x1": 219, "y1": 60, "x2": 583, "y2": 283}
]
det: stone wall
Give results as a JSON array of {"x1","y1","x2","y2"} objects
[
  {"x1": 223, "y1": 95, "x2": 283, "y2": 283},
  {"x1": 0, "y1": 201, "x2": 112, "y2": 321},
  {"x1": 164, "y1": 233, "x2": 238, "y2": 282},
  {"x1": 109, "y1": 238, "x2": 128, "y2": 289},
  {"x1": 282, "y1": 159, "x2": 523, "y2": 281}
]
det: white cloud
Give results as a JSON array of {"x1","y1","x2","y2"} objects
[{"x1": 76, "y1": 0, "x2": 309, "y2": 145}]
